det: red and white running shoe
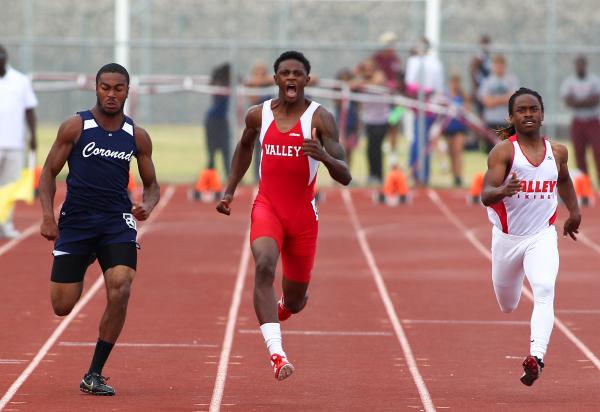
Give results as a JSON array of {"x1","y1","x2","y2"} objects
[
  {"x1": 520, "y1": 355, "x2": 544, "y2": 386},
  {"x1": 270, "y1": 353, "x2": 294, "y2": 381},
  {"x1": 278, "y1": 299, "x2": 292, "y2": 322}
]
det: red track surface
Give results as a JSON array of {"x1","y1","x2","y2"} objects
[{"x1": 1, "y1": 185, "x2": 599, "y2": 411}]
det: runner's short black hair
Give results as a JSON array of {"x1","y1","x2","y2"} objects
[
  {"x1": 96, "y1": 63, "x2": 130, "y2": 85},
  {"x1": 508, "y1": 87, "x2": 544, "y2": 115},
  {"x1": 273, "y1": 51, "x2": 311, "y2": 75}
]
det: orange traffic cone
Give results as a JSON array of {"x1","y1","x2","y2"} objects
[
  {"x1": 383, "y1": 168, "x2": 408, "y2": 196},
  {"x1": 468, "y1": 172, "x2": 485, "y2": 205},
  {"x1": 127, "y1": 171, "x2": 140, "y2": 203},
  {"x1": 573, "y1": 172, "x2": 594, "y2": 206},
  {"x1": 192, "y1": 169, "x2": 222, "y2": 202},
  {"x1": 33, "y1": 165, "x2": 42, "y2": 197},
  {"x1": 128, "y1": 171, "x2": 137, "y2": 193},
  {"x1": 376, "y1": 167, "x2": 409, "y2": 206}
]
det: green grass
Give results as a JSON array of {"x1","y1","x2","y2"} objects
[{"x1": 38, "y1": 123, "x2": 592, "y2": 188}]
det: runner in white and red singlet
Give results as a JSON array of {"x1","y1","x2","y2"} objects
[
  {"x1": 216, "y1": 51, "x2": 351, "y2": 380},
  {"x1": 481, "y1": 87, "x2": 581, "y2": 386}
]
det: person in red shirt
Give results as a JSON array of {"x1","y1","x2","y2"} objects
[{"x1": 217, "y1": 51, "x2": 351, "y2": 380}]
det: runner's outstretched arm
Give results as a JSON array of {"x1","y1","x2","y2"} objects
[
  {"x1": 39, "y1": 116, "x2": 81, "y2": 240},
  {"x1": 132, "y1": 127, "x2": 160, "y2": 221},
  {"x1": 481, "y1": 141, "x2": 520, "y2": 206},
  {"x1": 216, "y1": 106, "x2": 261, "y2": 215}
]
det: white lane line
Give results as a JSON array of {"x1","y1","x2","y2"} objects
[
  {"x1": 238, "y1": 329, "x2": 393, "y2": 336},
  {"x1": 402, "y1": 319, "x2": 528, "y2": 326},
  {"x1": 578, "y1": 232, "x2": 600, "y2": 255},
  {"x1": 556, "y1": 309, "x2": 600, "y2": 315},
  {"x1": 208, "y1": 226, "x2": 251, "y2": 412},
  {"x1": 58, "y1": 342, "x2": 218, "y2": 348},
  {"x1": 0, "y1": 224, "x2": 39, "y2": 257},
  {"x1": 342, "y1": 189, "x2": 435, "y2": 412},
  {"x1": 0, "y1": 185, "x2": 176, "y2": 411},
  {"x1": 427, "y1": 189, "x2": 600, "y2": 372}
]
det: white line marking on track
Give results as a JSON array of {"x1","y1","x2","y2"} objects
[
  {"x1": 578, "y1": 232, "x2": 600, "y2": 255},
  {"x1": 0, "y1": 185, "x2": 176, "y2": 411},
  {"x1": 238, "y1": 329, "x2": 393, "y2": 336},
  {"x1": 342, "y1": 189, "x2": 435, "y2": 412},
  {"x1": 402, "y1": 319, "x2": 528, "y2": 326},
  {"x1": 58, "y1": 342, "x2": 218, "y2": 348},
  {"x1": 556, "y1": 309, "x2": 600, "y2": 315},
  {"x1": 0, "y1": 224, "x2": 39, "y2": 258},
  {"x1": 427, "y1": 189, "x2": 600, "y2": 373},
  {"x1": 208, "y1": 225, "x2": 251, "y2": 412}
]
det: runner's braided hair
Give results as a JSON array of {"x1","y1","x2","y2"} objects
[{"x1": 495, "y1": 87, "x2": 544, "y2": 140}]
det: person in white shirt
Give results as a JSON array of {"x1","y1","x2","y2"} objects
[
  {"x1": 560, "y1": 55, "x2": 600, "y2": 186},
  {"x1": 0, "y1": 45, "x2": 38, "y2": 238},
  {"x1": 404, "y1": 37, "x2": 444, "y2": 186},
  {"x1": 478, "y1": 54, "x2": 519, "y2": 153}
]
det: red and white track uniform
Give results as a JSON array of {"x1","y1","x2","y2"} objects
[
  {"x1": 487, "y1": 135, "x2": 558, "y2": 236},
  {"x1": 488, "y1": 135, "x2": 560, "y2": 361},
  {"x1": 250, "y1": 100, "x2": 321, "y2": 282}
]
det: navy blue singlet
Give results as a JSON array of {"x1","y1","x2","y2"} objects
[{"x1": 64, "y1": 110, "x2": 137, "y2": 213}]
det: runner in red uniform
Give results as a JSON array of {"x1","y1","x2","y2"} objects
[{"x1": 217, "y1": 51, "x2": 351, "y2": 380}]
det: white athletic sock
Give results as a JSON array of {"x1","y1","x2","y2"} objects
[{"x1": 260, "y1": 323, "x2": 285, "y2": 357}]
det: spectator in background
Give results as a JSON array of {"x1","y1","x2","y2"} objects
[
  {"x1": 372, "y1": 32, "x2": 406, "y2": 164},
  {"x1": 560, "y1": 55, "x2": 600, "y2": 185},
  {"x1": 470, "y1": 34, "x2": 492, "y2": 115},
  {"x1": 404, "y1": 37, "x2": 444, "y2": 186},
  {"x1": 372, "y1": 31, "x2": 404, "y2": 91},
  {"x1": 357, "y1": 59, "x2": 390, "y2": 185},
  {"x1": 246, "y1": 61, "x2": 274, "y2": 106},
  {"x1": 467, "y1": 34, "x2": 492, "y2": 151},
  {"x1": 0, "y1": 44, "x2": 37, "y2": 239},
  {"x1": 334, "y1": 68, "x2": 361, "y2": 169},
  {"x1": 478, "y1": 54, "x2": 518, "y2": 153},
  {"x1": 204, "y1": 62, "x2": 231, "y2": 177},
  {"x1": 442, "y1": 73, "x2": 470, "y2": 187},
  {"x1": 245, "y1": 61, "x2": 275, "y2": 182}
]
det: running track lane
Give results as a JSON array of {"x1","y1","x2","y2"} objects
[
  {"x1": 0, "y1": 186, "x2": 252, "y2": 411},
  {"x1": 337, "y1": 188, "x2": 600, "y2": 410},
  {"x1": 213, "y1": 188, "x2": 428, "y2": 411},
  {"x1": 3, "y1": 187, "x2": 600, "y2": 410},
  {"x1": 432, "y1": 191, "x2": 600, "y2": 410}
]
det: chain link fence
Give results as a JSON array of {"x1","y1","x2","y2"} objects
[{"x1": 2, "y1": 0, "x2": 600, "y2": 135}]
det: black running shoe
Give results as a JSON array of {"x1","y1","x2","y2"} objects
[
  {"x1": 520, "y1": 355, "x2": 544, "y2": 386},
  {"x1": 80, "y1": 372, "x2": 115, "y2": 396}
]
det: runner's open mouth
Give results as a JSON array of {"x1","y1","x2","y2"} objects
[{"x1": 286, "y1": 84, "x2": 297, "y2": 98}]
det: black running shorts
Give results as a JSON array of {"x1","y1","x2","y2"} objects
[{"x1": 50, "y1": 242, "x2": 138, "y2": 283}]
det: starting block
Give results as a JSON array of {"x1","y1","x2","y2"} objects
[
  {"x1": 373, "y1": 167, "x2": 410, "y2": 206},
  {"x1": 467, "y1": 172, "x2": 484, "y2": 205},
  {"x1": 572, "y1": 170, "x2": 594, "y2": 207},
  {"x1": 191, "y1": 169, "x2": 223, "y2": 203}
]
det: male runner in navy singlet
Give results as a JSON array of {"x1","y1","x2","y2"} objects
[{"x1": 39, "y1": 63, "x2": 160, "y2": 396}]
